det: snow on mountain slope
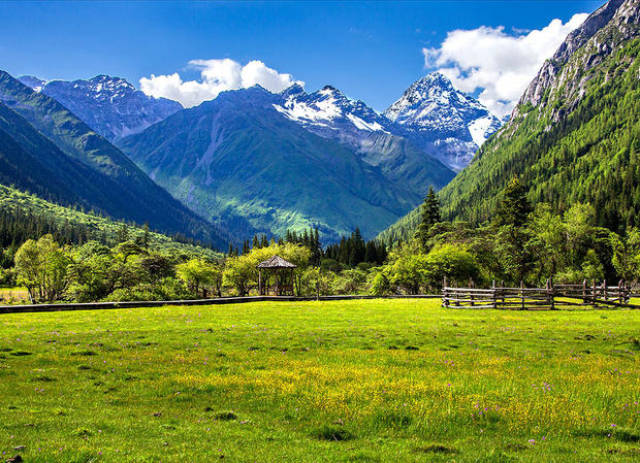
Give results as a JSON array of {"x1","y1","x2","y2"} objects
[
  {"x1": 273, "y1": 84, "x2": 391, "y2": 150},
  {"x1": 275, "y1": 73, "x2": 501, "y2": 171},
  {"x1": 19, "y1": 75, "x2": 182, "y2": 141}
]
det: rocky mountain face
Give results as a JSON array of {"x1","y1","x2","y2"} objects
[
  {"x1": 274, "y1": 84, "x2": 391, "y2": 147},
  {"x1": 0, "y1": 70, "x2": 227, "y2": 247},
  {"x1": 384, "y1": 72, "x2": 502, "y2": 171},
  {"x1": 275, "y1": 72, "x2": 501, "y2": 172},
  {"x1": 119, "y1": 85, "x2": 455, "y2": 242},
  {"x1": 379, "y1": 0, "x2": 640, "y2": 243},
  {"x1": 514, "y1": 0, "x2": 636, "y2": 124},
  {"x1": 18, "y1": 74, "x2": 182, "y2": 141}
]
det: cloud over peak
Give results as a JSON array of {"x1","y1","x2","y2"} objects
[
  {"x1": 140, "y1": 58, "x2": 303, "y2": 108},
  {"x1": 423, "y1": 13, "x2": 589, "y2": 118}
]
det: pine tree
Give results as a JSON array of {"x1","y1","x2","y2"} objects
[
  {"x1": 415, "y1": 186, "x2": 441, "y2": 250},
  {"x1": 142, "y1": 223, "x2": 150, "y2": 249},
  {"x1": 496, "y1": 176, "x2": 532, "y2": 227}
]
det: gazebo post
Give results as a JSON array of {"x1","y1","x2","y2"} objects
[{"x1": 258, "y1": 268, "x2": 262, "y2": 295}]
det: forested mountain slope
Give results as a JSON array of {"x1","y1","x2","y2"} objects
[
  {"x1": 379, "y1": 0, "x2": 640, "y2": 243},
  {"x1": 0, "y1": 184, "x2": 222, "y2": 261},
  {"x1": 0, "y1": 70, "x2": 228, "y2": 248}
]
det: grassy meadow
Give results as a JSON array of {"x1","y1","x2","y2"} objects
[{"x1": 1, "y1": 299, "x2": 639, "y2": 462}]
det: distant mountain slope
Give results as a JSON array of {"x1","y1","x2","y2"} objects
[
  {"x1": 19, "y1": 74, "x2": 182, "y2": 141},
  {"x1": 0, "y1": 100, "x2": 127, "y2": 211},
  {"x1": 273, "y1": 83, "x2": 457, "y2": 194},
  {"x1": 379, "y1": 0, "x2": 640, "y2": 243},
  {"x1": 120, "y1": 86, "x2": 438, "y2": 242},
  {"x1": 0, "y1": 70, "x2": 228, "y2": 248}
]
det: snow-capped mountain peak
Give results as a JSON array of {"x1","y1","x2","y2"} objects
[
  {"x1": 274, "y1": 83, "x2": 389, "y2": 136},
  {"x1": 384, "y1": 72, "x2": 502, "y2": 170},
  {"x1": 385, "y1": 71, "x2": 487, "y2": 126},
  {"x1": 81, "y1": 75, "x2": 137, "y2": 102},
  {"x1": 21, "y1": 74, "x2": 183, "y2": 141}
]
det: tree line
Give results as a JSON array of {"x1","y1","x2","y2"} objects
[{"x1": 371, "y1": 181, "x2": 640, "y2": 295}]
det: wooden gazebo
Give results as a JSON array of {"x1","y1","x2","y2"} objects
[{"x1": 257, "y1": 255, "x2": 297, "y2": 296}]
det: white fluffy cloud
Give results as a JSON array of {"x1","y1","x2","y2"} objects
[
  {"x1": 140, "y1": 59, "x2": 303, "y2": 108},
  {"x1": 423, "y1": 13, "x2": 589, "y2": 118}
]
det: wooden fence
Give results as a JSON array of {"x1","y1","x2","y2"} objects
[{"x1": 442, "y1": 278, "x2": 636, "y2": 310}]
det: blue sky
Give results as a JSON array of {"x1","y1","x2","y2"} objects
[{"x1": 0, "y1": 1, "x2": 602, "y2": 113}]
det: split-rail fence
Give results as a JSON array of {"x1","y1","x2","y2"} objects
[{"x1": 442, "y1": 278, "x2": 637, "y2": 310}]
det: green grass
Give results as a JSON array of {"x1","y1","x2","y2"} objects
[{"x1": 1, "y1": 299, "x2": 639, "y2": 462}]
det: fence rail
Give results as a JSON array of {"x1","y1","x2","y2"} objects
[{"x1": 442, "y1": 278, "x2": 638, "y2": 310}]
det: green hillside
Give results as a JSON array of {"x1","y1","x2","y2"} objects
[
  {"x1": 379, "y1": 0, "x2": 640, "y2": 243},
  {"x1": 0, "y1": 71, "x2": 228, "y2": 248},
  {"x1": 0, "y1": 184, "x2": 221, "y2": 259}
]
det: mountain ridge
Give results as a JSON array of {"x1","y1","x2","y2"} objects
[
  {"x1": 0, "y1": 70, "x2": 229, "y2": 248},
  {"x1": 18, "y1": 74, "x2": 182, "y2": 141}
]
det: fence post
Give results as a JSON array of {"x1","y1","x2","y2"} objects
[
  {"x1": 492, "y1": 280, "x2": 497, "y2": 309},
  {"x1": 603, "y1": 279, "x2": 607, "y2": 302},
  {"x1": 592, "y1": 279, "x2": 597, "y2": 307},
  {"x1": 582, "y1": 279, "x2": 587, "y2": 305},
  {"x1": 469, "y1": 278, "x2": 474, "y2": 307},
  {"x1": 520, "y1": 280, "x2": 525, "y2": 310},
  {"x1": 545, "y1": 278, "x2": 554, "y2": 310},
  {"x1": 442, "y1": 277, "x2": 449, "y2": 309},
  {"x1": 618, "y1": 279, "x2": 624, "y2": 303}
]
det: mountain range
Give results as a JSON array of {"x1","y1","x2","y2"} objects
[
  {"x1": 2, "y1": 0, "x2": 636, "y2": 250},
  {"x1": 379, "y1": 0, "x2": 640, "y2": 243},
  {"x1": 10, "y1": 67, "x2": 502, "y2": 243},
  {"x1": 118, "y1": 85, "x2": 437, "y2": 242},
  {"x1": 0, "y1": 71, "x2": 228, "y2": 247},
  {"x1": 18, "y1": 74, "x2": 182, "y2": 142}
]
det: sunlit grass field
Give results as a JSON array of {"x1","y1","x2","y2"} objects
[{"x1": 1, "y1": 299, "x2": 639, "y2": 462}]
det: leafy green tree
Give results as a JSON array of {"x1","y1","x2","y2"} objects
[
  {"x1": 176, "y1": 258, "x2": 218, "y2": 297},
  {"x1": 610, "y1": 229, "x2": 640, "y2": 282},
  {"x1": 496, "y1": 176, "x2": 531, "y2": 227},
  {"x1": 424, "y1": 243, "x2": 480, "y2": 288},
  {"x1": 14, "y1": 234, "x2": 71, "y2": 302},
  {"x1": 387, "y1": 253, "x2": 430, "y2": 295},
  {"x1": 370, "y1": 271, "x2": 391, "y2": 296}
]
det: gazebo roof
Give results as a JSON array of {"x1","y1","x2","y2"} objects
[{"x1": 257, "y1": 255, "x2": 297, "y2": 269}]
